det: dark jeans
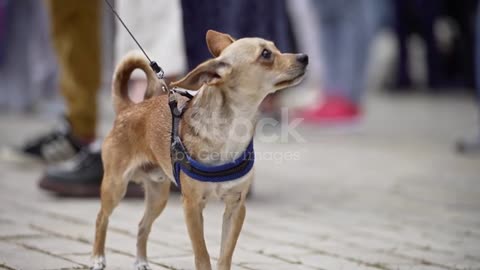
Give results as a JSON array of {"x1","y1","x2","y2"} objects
[
  {"x1": 180, "y1": 0, "x2": 294, "y2": 70},
  {"x1": 312, "y1": 0, "x2": 385, "y2": 103},
  {"x1": 393, "y1": 0, "x2": 441, "y2": 88},
  {"x1": 476, "y1": 2, "x2": 480, "y2": 99},
  {"x1": 443, "y1": 0, "x2": 477, "y2": 89}
]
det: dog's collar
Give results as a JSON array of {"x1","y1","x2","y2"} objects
[{"x1": 168, "y1": 90, "x2": 255, "y2": 191}]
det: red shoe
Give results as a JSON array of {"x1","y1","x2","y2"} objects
[{"x1": 300, "y1": 95, "x2": 361, "y2": 123}]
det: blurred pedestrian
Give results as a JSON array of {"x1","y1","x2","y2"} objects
[
  {"x1": 115, "y1": 0, "x2": 186, "y2": 102},
  {"x1": 301, "y1": 0, "x2": 386, "y2": 123},
  {"x1": 0, "y1": 0, "x2": 139, "y2": 197},
  {"x1": 37, "y1": 0, "x2": 187, "y2": 197},
  {"x1": 457, "y1": 1, "x2": 480, "y2": 153},
  {"x1": 2, "y1": 0, "x2": 95, "y2": 164},
  {"x1": 441, "y1": 0, "x2": 477, "y2": 89},
  {"x1": 181, "y1": 0, "x2": 294, "y2": 71},
  {"x1": 392, "y1": 0, "x2": 442, "y2": 90},
  {"x1": 180, "y1": 0, "x2": 295, "y2": 115},
  {"x1": 0, "y1": 0, "x2": 57, "y2": 112},
  {"x1": 0, "y1": 0, "x2": 9, "y2": 65}
]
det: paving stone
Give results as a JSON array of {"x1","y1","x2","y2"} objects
[
  {"x1": 149, "y1": 255, "x2": 196, "y2": 270},
  {"x1": 13, "y1": 236, "x2": 92, "y2": 256},
  {"x1": 297, "y1": 253, "x2": 383, "y2": 270},
  {"x1": 237, "y1": 262, "x2": 315, "y2": 270},
  {"x1": 65, "y1": 253, "x2": 171, "y2": 270},
  {"x1": 0, "y1": 241, "x2": 82, "y2": 270},
  {"x1": 0, "y1": 220, "x2": 42, "y2": 239}
]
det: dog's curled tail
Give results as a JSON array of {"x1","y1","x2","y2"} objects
[{"x1": 112, "y1": 51, "x2": 164, "y2": 114}]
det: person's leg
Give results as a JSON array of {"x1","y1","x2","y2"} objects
[
  {"x1": 474, "y1": 0, "x2": 480, "y2": 147},
  {"x1": 301, "y1": 0, "x2": 360, "y2": 123},
  {"x1": 0, "y1": 1, "x2": 98, "y2": 163},
  {"x1": 311, "y1": 0, "x2": 342, "y2": 94},
  {"x1": 46, "y1": 0, "x2": 101, "y2": 142},
  {"x1": 348, "y1": 0, "x2": 383, "y2": 103},
  {"x1": 336, "y1": 0, "x2": 363, "y2": 102},
  {"x1": 477, "y1": 2, "x2": 480, "y2": 99},
  {"x1": 447, "y1": 0, "x2": 476, "y2": 88},
  {"x1": 456, "y1": 2, "x2": 480, "y2": 154},
  {"x1": 416, "y1": 0, "x2": 441, "y2": 89},
  {"x1": 393, "y1": 0, "x2": 412, "y2": 89},
  {"x1": 37, "y1": 1, "x2": 145, "y2": 197},
  {"x1": 115, "y1": 0, "x2": 186, "y2": 103},
  {"x1": 180, "y1": 0, "x2": 224, "y2": 70},
  {"x1": 0, "y1": 1, "x2": 7, "y2": 66}
]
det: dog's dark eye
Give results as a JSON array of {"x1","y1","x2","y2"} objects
[{"x1": 261, "y1": 49, "x2": 272, "y2": 59}]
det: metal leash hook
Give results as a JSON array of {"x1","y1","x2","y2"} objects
[{"x1": 149, "y1": 61, "x2": 165, "y2": 80}]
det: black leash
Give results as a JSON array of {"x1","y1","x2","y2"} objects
[{"x1": 104, "y1": 0, "x2": 164, "y2": 78}]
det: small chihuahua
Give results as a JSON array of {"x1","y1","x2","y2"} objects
[{"x1": 92, "y1": 30, "x2": 308, "y2": 270}]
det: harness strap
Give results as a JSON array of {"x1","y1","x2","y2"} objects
[{"x1": 169, "y1": 90, "x2": 188, "y2": 189}]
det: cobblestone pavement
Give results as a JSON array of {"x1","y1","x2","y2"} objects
[{"x1": 0, "y1": 94, "x2": 479, "y2": 270}]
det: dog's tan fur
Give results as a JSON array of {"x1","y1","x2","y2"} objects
[{"x1": 92, "y1": 30, "x2": 308, "y2": 270}]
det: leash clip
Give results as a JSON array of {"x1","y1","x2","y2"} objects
[{"x1": 149, "y1": 61, "x2": 165, "y2": 79}]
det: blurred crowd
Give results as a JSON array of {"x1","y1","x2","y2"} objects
[{"x1": 0, "y1": 0, "x2": 479, "y2": 197}]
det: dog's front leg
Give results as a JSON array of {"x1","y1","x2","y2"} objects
[
  {"x1": 217, "y1": 192, "x2": 246, "y2": 270},
  {"x1": 183, "y1": 193, "x2": 211, "y2": 270}
]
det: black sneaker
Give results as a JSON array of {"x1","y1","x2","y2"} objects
[
  {"x1": 39, "y1": 143, "x2": 144, "y2": 198},
  {"x1": 0, "y1": 118, "x2": 82, "y2": 164}
]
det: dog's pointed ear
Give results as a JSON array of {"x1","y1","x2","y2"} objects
[
  {"x1": 206, "y1": 30, "x2": 235, "y2": 57},
  {"x1": 170, "y1": 59, "x2": 232, "y2": 90}
]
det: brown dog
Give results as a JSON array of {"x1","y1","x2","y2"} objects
[{"x1": 92, "y1": 30, "x2": 308, "y2": 270}]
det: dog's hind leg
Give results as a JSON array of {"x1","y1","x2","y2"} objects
[
  {"x1": 135, "y1": 176, "x2": 170, "y2": 270},
  {"x1": 92, "y1": 170, "x2": 129, "y2": 270}
]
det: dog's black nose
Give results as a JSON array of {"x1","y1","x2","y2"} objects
[{"x1": 297, "y1": 54, "x2": 309, "y2": 65}]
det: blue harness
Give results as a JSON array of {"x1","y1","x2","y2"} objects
[{"x1": 168, "y1": 91, "x2": 255, "y2": 190}]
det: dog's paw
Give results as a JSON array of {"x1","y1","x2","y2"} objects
[
  {"x1": 91, "y1": 256, "x2": 106, "y2": 270},
  {"x1": 134, "y1": 260, "x2": 152, "y2": 270}
]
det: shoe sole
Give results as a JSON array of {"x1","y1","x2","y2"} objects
[{"x1": 38, "y1": 177, "x2": 144, "y2": 198}]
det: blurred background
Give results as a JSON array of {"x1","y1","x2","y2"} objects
[
  {"x1": 0, "y1": 0, "x2": 480, "y2": 196},
  {"x1": 0, "y1": 0, "x2": 479, "y2": 268},
  {"x1": 0, "y1": 0, "x2": 479, "y2": 147}
]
